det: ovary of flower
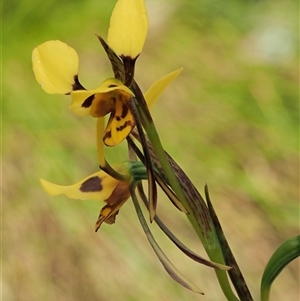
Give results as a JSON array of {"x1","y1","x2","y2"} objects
[{"x1": 40, "y1": 166, "x2": 131, "y2": 228}]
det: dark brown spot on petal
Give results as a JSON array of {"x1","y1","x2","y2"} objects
[
  {"x1": 116, "y1": 120, "x2": 133, "y2": 132},
  {"x1": 121, "y1": 103, "x2": 129, "y2": 119},
  {"x1": 108, "y1": 84, "x2": 118, "y2": 88},
  {"x1": 82, "y1": 95, "x2": 95, "y2": 108},
  {"x1": 80, "y1": 176, "x2": 102, "y2": 192},
  {"x1": 103, "y1": 130, "x2": 112, "y2": 141},
  {"x1": 72, "y1": 75, "x2": 85, "y2": 91}
]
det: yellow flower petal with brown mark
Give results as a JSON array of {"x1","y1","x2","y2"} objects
[
  {"x1": 70, "y1": 78, "x2": 134, "y2": 117},
  {"x1": 40, "y1": 171, "x2": 120, "y2": 201},
  {"x1": 32, "y1": 40, "x2": 80, "y2": 94},
  {"x1": 103, "y1": 94, "x2": 136, "y2": 147},
  {"x1": 107, "y1": 0, "x2": 148, "y2": 59}
]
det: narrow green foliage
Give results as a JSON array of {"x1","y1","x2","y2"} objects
[
  {"x1": 130, "y1": 184, "x2": 204, "y2": 295},
  {"x1": 137, "y1": 183, "x2": 231, "y2": 271},
  {"x1": 260, "y1": 235, "x2": 300, "y2": 301},
  {"x1": 205, "y1": 185, "x2": 253, "y2": 301}
]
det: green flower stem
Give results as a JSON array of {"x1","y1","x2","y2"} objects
[
  {"x1": 131, "y1": 90, "x2": 189, "y2": 210},
  {"x1": 129, "y1": 97, "x2": 158, "y2": 221},
  {"x1": 129, "y1": 161, "x2": 150, "y2": 181},
  {"x1": 127, "y1": 135, "x2": 187, "y2": 213}
]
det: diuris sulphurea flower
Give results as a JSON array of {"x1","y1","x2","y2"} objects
[
  {"x1": 40, "y1": 163, "x2": 131, "y2": 231},
  {"x1": 32, "y1": 0, "x2": 149, "y2": 145},
  {"x1": 32, "y1": 41, "x2": 135, "y2": 147}
]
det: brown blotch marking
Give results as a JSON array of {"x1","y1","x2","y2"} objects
[
  {"x1": 114, "y1": 98, "x2": 129, "y2": 122},
  {"x1": 116, "y1": 120, "x2": 133, "y2": 132},
  {"x1": 121, "y1": 103, "x2": 129, "y2": 119},
  {"x1": 82, "y1": 95, "x2": 94, "y2": 108},
  {"x1": 103, "y1": 130, "x2": 112, "y2": 141},
  {"x1": 80, "y1": 176, "x2": 102, "y2": 192},
  {"x1": 108, "y1": 84, "x2": 118, "y2": 88},
  {"x1": 72, "y1": 75, "x2": 85, "y2": 91}
]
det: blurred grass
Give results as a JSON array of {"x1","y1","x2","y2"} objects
[{"x1": 3, "y1": 0, "x2": 299, "y2": 300}]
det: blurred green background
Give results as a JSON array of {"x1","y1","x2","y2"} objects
[{"x1": 3, "y1": 0, "x2": 299, "y2": 300}]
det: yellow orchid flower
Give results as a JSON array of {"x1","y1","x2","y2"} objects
[
  {"x1": 40, "y1": 165, "x2": 131, "y2": 230},
  {"x1": 32, "y1": 38, "x2": 182, "y2": 150},
  {"x1": 32, "y1": 41, "x2": 136, "y2": 147}
]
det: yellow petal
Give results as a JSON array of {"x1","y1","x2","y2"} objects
[
  {"x1": 144, "y1": 68, "x2": 183, "y2": 109},
  {"x1": 70, "y1": 78, "x2": 134, "y2": 117},
  {"x1": 92, "y1": 78, "x2": 134, "y2": 95},
  {"x1": 32, "y1": 40, "x2": 79, "y2": 94},
  {"x1": 107, "y1": 0, "x2": 148, "y2": 58},
  {"x1": 40, "y1": 171, "x2": 120, "y2": 201},
  {"x1": 90, "y1": 94, "x2": 116, "y2": 117},
  {"x1": 90, "y1": 79, "x2": 134, "y2": 118},
  {"x1": 70, "y1": 90, "x2": 96, "y2": 116},
  {"x1": 103, "y1": 99, "x2": 135, "y2": 146}
]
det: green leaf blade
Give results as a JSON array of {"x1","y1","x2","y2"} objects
[{"x1": 260, "y1": 235, "x2": 300, "y2": 301}]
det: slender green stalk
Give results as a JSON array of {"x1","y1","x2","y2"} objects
[
  {"x1": 132, "y1": 82, "x2": 191, "y2": 212},
  {"x1": 129, "y1": 97, "x2": 157, "y2": 222}
]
